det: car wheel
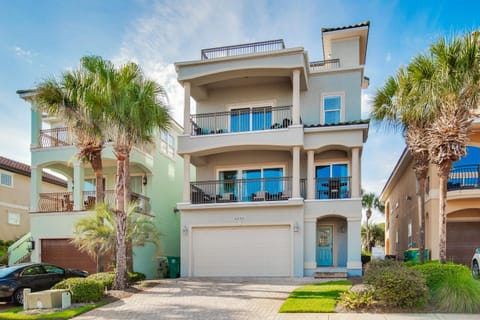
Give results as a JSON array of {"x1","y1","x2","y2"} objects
[
  {"x1": 473, "y1": 261, "x2": 480, "y2": 279},
  {"x1": 13, "y1": 288, "x2": 27, "y2": 306}
]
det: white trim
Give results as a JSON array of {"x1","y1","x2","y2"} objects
[
  {"x1": 320, "y1": 92, "x2": 345, "y2": 125},
  {"x1": 0, "y1": 201, "x2": 29, "y2": 211}
]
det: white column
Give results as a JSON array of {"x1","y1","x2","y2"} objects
[
  {"x1": 73, "y1": 161, "x2": 84, "y2": 210},
  {"x1": 351, "y1": 147, "x2": 360, "y2": 198},
  {"x1": 347, "y1": 217, "x2": 362, "y2": 274},
  {"x1": 292, "y1": 146, "x2": 300, "y2": 198},
  {"x1": 30, "y1": 166, "x2": 42, "y2": 212},
  {"x1": 292, "y1": 69, "x2": 300, "y2": 125},
  {"x1": 307, "y1": 150, "x2": 315, "y2": 200},
  {"x1": 183, "y1": 82, "x2": 191, "y2": 135},
  {"x1": 183, "y1": 154, "x2": 191, "y2": 202},
  {"x1": 303, "y1": 219, "x2": 317, "y2": 270},
  {"x1": 31, "y1": 105, "x2": 41, "y2": 148}
]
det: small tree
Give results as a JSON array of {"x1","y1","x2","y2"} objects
[{"x1": 361, "y1": 192, "x2": 385, "y2": 252}]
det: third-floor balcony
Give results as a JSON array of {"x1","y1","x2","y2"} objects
[
  {"x1": 190, "y1": 106, "x2": 292, "y2": 136},
  {"x1": 448, "y1": 165, "x2": 480, "y2": 191}
]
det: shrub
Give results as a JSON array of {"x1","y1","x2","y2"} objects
[
  {"x1": 364, "y1": 260, "x2": 427, "y2": 309},
  {"x1": 411, "y1": 261, "x2": 480, "y2": 313},
  {"x1": 88, "y1": 272, "x2": 115, "y2": 290},
  {"x1": 338, "y1": 284, "x2": 375, "y2": 310},
  {"x1": 128, "y1": 271, "x2": 146, "y2": 283},
  {"x1": 52, "y1": 277, "x2": 104, "y2": 303}
]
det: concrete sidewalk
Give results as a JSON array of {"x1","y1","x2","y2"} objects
[{"x1": 72, "y1": 279, "x2": 478, "y2": 320}]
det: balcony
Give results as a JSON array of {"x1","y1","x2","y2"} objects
[
  {"x1": 190, "y1": 177, "x2": 296, "y2": 204},
  {"x1": 37, "y1": 190, "x2": 151, "y2": 214},
  {"x1": 315, "y1": 177, "x2": 351, "y2": 199},
  {"x1": 310, "y1": 59, "x2": 340, "y2": 72},
  {"x1": 190, "y1": 106, "x2": 292, "y2": 136},
  {"x1": 448, "y1": 165, "x2": 480, "y2": 191},
  {"x1": 38, "y1": 127, "x2": 74, "y2": 148},
  {"x1": 201, "y1": 39, "x2": 285, "y2": 60}
]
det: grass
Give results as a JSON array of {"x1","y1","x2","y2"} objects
[
  {"x1": 279, "y1": 280, "x2": 351, "y2": 313},
  {"x1": 0, "y1": 302, "x2": 107, "y2": 319}
]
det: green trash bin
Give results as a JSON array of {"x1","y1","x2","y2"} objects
[
  {"x1": 166, "y1": 256, "x2": 180, "y2": 278},
  {"x1": 404, "y1": 249, "x2": 429, "y2": 262}
]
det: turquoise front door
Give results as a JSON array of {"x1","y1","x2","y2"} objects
[{"x1": 316, "y1": 225, "x2": 333, "y2": 266}]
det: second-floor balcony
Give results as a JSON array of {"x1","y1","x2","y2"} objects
[
  {"x1": 448, "y1": 165, "x2": 480, "y2": 191},
  {"x1": 189, "y1": 176, "x2": 351, "y2": 204},
  {"x1": 190, "y1": 105, "x2": 292, "y2": 136},
  {"x1": 37, "y1": 190, "x2": 151, "y2": 214},
  {"x1": 39, "y1": 127, "x2": 74, "y2": 148}
]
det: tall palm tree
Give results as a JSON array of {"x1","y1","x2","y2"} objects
[
  {"x1": 372, "y1": 66, "x2": 434, "y2": 263},
  {"x1": 361, "y1": 192, "x2": 384, "y2": 252},
  {"x1": 91, "y1": 58, "x2": 170, "y2": 289}
]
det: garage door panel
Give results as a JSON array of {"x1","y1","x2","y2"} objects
[
  {"x1": 447, "y1": 222, "x2": 480, "y2": 266},
  {"x1": 192, "y1": 225, "x2": 291, "y2": 277}
]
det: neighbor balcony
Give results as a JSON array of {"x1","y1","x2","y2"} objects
[
  {"x1": 38, "y1": 127, "x2": 74, "y2": 148},
  {"x1": 190, "y1": 106, "x2": 292, "y2": 136},
  {"x1": 37, "y1": 190, "x2": 151, "y2": 214},
  {"x1": 309, "y1": 59, "x2": 341, "y2": 72},
  {"x1": 448, "y1": 165, "x2": 480, "y2": 191},
  {"x1": 200, "y1": 39, "x2": 285, "y2": 60}
]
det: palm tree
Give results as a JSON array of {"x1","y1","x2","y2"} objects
[
  {"x1": 372, "y1": 66, "x2": 433, "y2": 263},
  {"x1": 35, "y1": 56, "x2": 109, "y2": 271},
  {"x1": 361, "y1": 192, "x2": 384, "y2": 252},
  {"x1": 71, "y1": 202, "x2": 161, "y2": 269},
  {"x1": 90, "y1": 58, "x2": 170, "y2": 289}
]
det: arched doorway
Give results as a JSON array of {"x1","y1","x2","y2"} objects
[{"x1": 316, "y1": 216, "x2": 348, "y2": 267}]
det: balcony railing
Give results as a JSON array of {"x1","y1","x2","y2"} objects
[
  {"x1": 39, "y1": 127, "x2": 74, "y2": 148},
  {"x1": 37, "y1": 190, "x2": 151, "y2": 214},
  {"x1": 190, "y1": 106, "x2": 292, "y2": 136},
  {"x1": 310, "y1": 59, "x2": 341, "y2": 72},
  {"x1": 201, "y1": 39, "x2": 285, "y2": 60},
  {"x1": 191, "y1": 177, "x2": 298, "y2": 204},
  {"x1": 315, "y1": 177, "x2": 351, "y2": 199},
  {"x1": 448, "y1": 165, "x2": 480, "y2": 191}
]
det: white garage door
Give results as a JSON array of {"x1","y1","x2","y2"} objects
[{"x1": 192, "y1": 225, "x2": 291, "y2": 277}]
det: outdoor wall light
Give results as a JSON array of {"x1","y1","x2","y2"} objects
[
  {"x1": 142, "y1": 175, "x2": 148, "y2": 186},
  {"x1": 293, "y1": 222, "x2": 300, "y2": 232},
  {"x1": 27, "y1": 238, "x2": 35, "y2": 252},
  {"x1": 182, "y1": 225, "x2": 188, "y2": 234}
]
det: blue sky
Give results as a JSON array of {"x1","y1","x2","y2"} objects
[{"x1": 1, "y1": 0, "x2": 480, "y2": 221}]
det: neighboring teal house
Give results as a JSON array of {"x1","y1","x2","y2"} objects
[{"x1": 15, "y1": 89, "x2": 184, "y2": 278}]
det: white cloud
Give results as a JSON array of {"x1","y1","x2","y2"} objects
[
  {"x1": 14, "y1": 46, "x2": 33, "y2": 64},
  {"x1": 385, "y1": 52, "x2": 392, "y2": 62},
  {"x1": 361, "y1": 92, "x2": 373, "y2": 119}
]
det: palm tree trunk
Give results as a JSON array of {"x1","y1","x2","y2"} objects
[
  {"x1": 417, "y1": 178, "x2": 426, "y2": 263},
  {"x1": 123, "y1": 152, "x2": 134, "y2": 272},
  {"x1": 114, "y1": 149, "x2": 128, "y2": 289},
  {"x1": 438, "y1": 164, "x2": 452, "y2": 264},
  {"x1": 90, "y1": 148, "x2": 105, "y2": 272}
]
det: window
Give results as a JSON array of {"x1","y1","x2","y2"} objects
[
  {"x1": 44, "y1": 264, "x2": 64, "y2": 275},
  {"x1": 316, "y1": 163, "x2": 349, "y2": 199},
  {"x1": 0, "y1": 172, "x2": 13, "y2": 187},
  {"x1": 230, "y1": 106, "x2": 273, "y2": 132},
  {"x1": 322, "y1": 93, "x2": 344, "y2": 124},
  {"x1": 8, "y1": 212, "x2": 20, "y2": 225},
  {"x1": 160, "y1": 130, "x2": 175, "y2": 158}
]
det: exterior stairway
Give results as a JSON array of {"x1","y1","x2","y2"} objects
[
  {"x1": 314, "y1": 267, "x2": 348, "y2": 278},
  {"x1": 8, "y1": 232, "x2": 32, "y2": 265}
]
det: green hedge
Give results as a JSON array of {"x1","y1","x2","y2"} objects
[
  {"x1": 52, "y1": 278, "x2": 104, "y2": 303},
  {"x1": 364, "y1": 260, "x2": 427, "y2": 309},
  {"x1": 87, "y1": 271, "x2": 146, "y2": 290}
]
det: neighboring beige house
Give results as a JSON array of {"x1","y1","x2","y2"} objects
[
  {"x1": 0, "y1": 156, "x2": 67, "y2": 241},
  {"x1": 380, "y1": 119, "x2": 480, "y2": 266},
  {"x1": 176, "y1": 21, "x2": 370, "y2": 277}
]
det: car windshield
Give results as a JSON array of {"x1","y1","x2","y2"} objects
[{"x1": 0, "y1": 265, "x2": 26, "y2": 278}]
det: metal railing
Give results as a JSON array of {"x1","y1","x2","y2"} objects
[
  {"x1": 37, "y1": 190, "x2": 151, "y2": 214},
  {"x1": 38, "y1": 192, "x2": 74, "y2": 212},
  {"x1": 38, "y1": 127, "x2": 74, "y2": 148},
  {"x1": 201, "y1": 39, "x2": 285, "y2": 60},
  {"x1": 315, "y1": 177, "x2": 351, "y2": 199},
  {"x1": 190, "y1": 105, "x2": 292, "y2": 136},
  {"x1": 310, "y1": 59, "x2": 341, "y2": 71},
  {"x1": 190, "y1": 177, "x2": 297, "y2": 204},
  {"x1": 448, "y1": 165, "x2": 480, "y2": 191}
]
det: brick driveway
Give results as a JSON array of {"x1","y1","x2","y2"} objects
[{"x1": 74, "y1": 278, "x2": 323, "y2": 320}]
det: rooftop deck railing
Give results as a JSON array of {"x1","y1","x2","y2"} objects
[
  {"x1": 201, "y1": 39, "x2": 285, "y2": 60},
  {"x1": 190, "y1": 105, "x2": 292, "y2": 136},
  {"x1": 310, "y1": 59, "x2": 341, "y2": 72},
  {"x1": 448, "y1": 165, "x2": 480, "y2": 191}
]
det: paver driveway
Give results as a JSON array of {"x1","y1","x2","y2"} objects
[{"x1": 74, "y1": 278, "x2": 322, "y2": 320}]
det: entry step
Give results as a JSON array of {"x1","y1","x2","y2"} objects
[{"x1": 314, "y1": 271, "x2": 347, "y2": 278}]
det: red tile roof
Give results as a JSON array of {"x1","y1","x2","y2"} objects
[{"x1": 0, "y1": 156, "x2": 67, "y2": 187}]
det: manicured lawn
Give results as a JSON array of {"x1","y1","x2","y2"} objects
[
  {"x1": 279, "y1": 280, "x2": 351, "y2": 313},
  {"x1": 0, "y1": 302, "x2": 107, "y2": 320}
]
